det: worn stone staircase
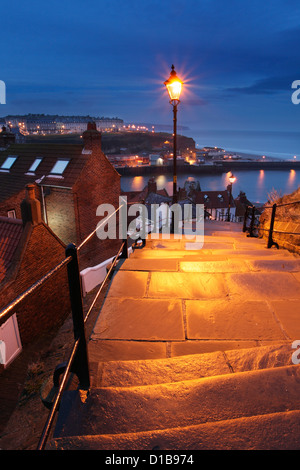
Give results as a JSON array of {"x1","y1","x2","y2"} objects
[{"x1": 48, "y1": 221, "x2": 300, "y2": 450}]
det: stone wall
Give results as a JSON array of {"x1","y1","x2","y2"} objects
[{"x1": 258, "y1": 189, "x2": 300, "y2": 255}]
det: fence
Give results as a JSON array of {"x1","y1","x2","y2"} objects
[
  {"x1": 243, "y1": 200, "x2": 300, "y2": 248},
  {"x1": 215, "y1": 209, "x2": 243, "y2": 223},
  {"x1": 0, "y1": 204, "x2": 142, "y2": 450}
]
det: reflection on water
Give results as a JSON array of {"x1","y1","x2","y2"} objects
[
  {"x1": 121, "y1": 169, "x2": 300, "y2": 204},
  {"x1": 130, "y1": 176, "x2": 144, "y2": 191},
  {"x1": 156, "y1": 174, "x2": 167, "y2": 190},
  {"x1": 287, "y1": 169, "x2": 296, "y2": 189}
]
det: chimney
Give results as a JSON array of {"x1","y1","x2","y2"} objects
[
  {"x1": 21, "y1": 184, "x2": 42, "y2": 226},
  {"x1": 147, "y1": 177, "x2": 157, "y2": 194},
  {"x1": 82, "y1": 121, "x2": 101, "y2": 152},
  {"x1": 0, "y1": 125, "x2": 15, "y2": 148}
]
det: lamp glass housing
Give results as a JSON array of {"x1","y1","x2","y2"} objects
[{"x1": 164, "y1": 65, "x2": 183, "y2": 102}]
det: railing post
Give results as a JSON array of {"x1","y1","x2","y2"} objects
[
  {"x1": 248, "y1": 206, "x2": 256, "y2": 237},
  {"x1": 120, "y1": 237, "x2": 128, "y2": 259},
  {"x1": 243, "y1": 206, "x2": 249, "y2": 232},
  {"x1": 267, "y1": 203, "x2": 278, "y2": 249},
  {"x1": 65, "y1": 243, "x2": 90, "y2": 390}
]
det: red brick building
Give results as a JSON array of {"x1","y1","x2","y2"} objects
[
  {"x1": 0, "y1": 185, "x2": 70, "y2": 369},
  {"x1": 0, "y1": 123, "x2": 122, "y2": 270}
]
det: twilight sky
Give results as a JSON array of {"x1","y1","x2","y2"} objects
[{"x1": 1, "y1": 0, "x2": 300, "y2": 133}]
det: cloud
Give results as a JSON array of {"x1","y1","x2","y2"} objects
[{"x1": 225, "y1": 75, "x2": 296, "y2": 96}]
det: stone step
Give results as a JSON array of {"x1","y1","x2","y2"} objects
[
  {"x1": 90, "y1": 344, "x2": 293, "y2": 388},
  {"x1": 48, "y1": 409, "x2": 300, "y2": 450},
  {"x1": 52, "y1": 364, "x2": 300, "y2": 440},
  {"x1": 130, "y1": 248, "x2": 295, "y2": 260},
  {"x1": 119, "y1": 257, "x2": 300, "y2": 273},
  {"x1": 144, "y1": 236, "x2": 267, "y2": 250}
]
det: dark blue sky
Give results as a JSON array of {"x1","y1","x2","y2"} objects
[{"x1": 1, "y1": 0, "x2": 300, "y2": 132}]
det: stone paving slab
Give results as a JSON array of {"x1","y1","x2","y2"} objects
[
  {"x1": 119, "y1": 258, "x2": 178, "y2": 271},
  {"x1": 202, "y1": 249, "x2": 295, "y2": 259},
  {"x1": 90, "y1": 221, "x2": 300, "y2": 362},
  {"x1": 106, "y1": 270, "x2": 148, "y2": 298},
  {"x1": 270, "y1": 300, "x2": 300, "y2": 339},
  {"x1": 97, "y1": 351, "x2": 231, "y2": 387},
  {"x1": 180, "y1": 260, "x2": 249, "y2": 273},
  {"x1": 201, "y1": 242, "x2": 235, "y2": 250},
  {"x1": 131, "y1": 249, "x2": 231, "y2": 259},
  {"x1": 226, "y1": 272, "x2": 300, "y2": 300},
  {"x1": 88, "y1": 339, "x2": 168, "y2": 362},
  {"x1": 92, "y1": 298, "x2": 185, "y2": 341},
  {"x1": 148, "y1": 272, "x2": 228, "y2": 299},
  {"x1": 170, "y1": 340, "x2": 258, "y2": 357},
  {"x1": 186, "y1": 299, "x2": 286, "y2": 341},
  {"x1": 247, "y1": 259, "x2": 300, "y2": 272}
]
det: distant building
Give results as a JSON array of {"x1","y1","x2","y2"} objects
[
  {"x1": 0, "y1": 126, "x2": 15, "y2": 149},
  {"x1": 121, "y1": 177, "x2": 170, "y2": 206},
  {"x1": 107, "y1": 154, "x2": 149, "y2": 167},
  {"x1": 195, "y1": 189, "x2": 236, "y2": 220},
  {"x1": 149, "y1": 154, "x2": 164, "y2": 166},
  {"x1": 0, "y1": 122, "x2": 122, "y2": 270},
  {"x1": 234, "y1": 191, "x2": 254, "y2": 219},
  {"x1": 3, "y1": 114, "x2": 124, "y2": 135}
]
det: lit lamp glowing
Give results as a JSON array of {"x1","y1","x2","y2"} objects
[
  {"x1": 164, "y1": 65, "x2": 183, "y2": 233},
  {"x1": 227, "y1": 173, "x2": 236, "y2": 222}
]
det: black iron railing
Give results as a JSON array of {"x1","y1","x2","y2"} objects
[
  {"x1": 215, "y1": 209, "x2": 243, "y2": 223},
  {"x1": 243, "y1": 199, "x2": 300, "y2": 248},
  {"x1": 0, "y1": 204, "x2": 142, "y2": 450}
]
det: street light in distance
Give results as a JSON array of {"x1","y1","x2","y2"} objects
[
  {"x1": 227, "y1": 173, "x2": 236, "y2": 222},
  {"x1": 164, "y1": 65, "x2": 183, "y2": 233}
]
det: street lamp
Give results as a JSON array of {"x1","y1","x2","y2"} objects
[
  {"x1": 164, "y1": 65, "x2": 183, "y2": 233},
  {"x1": 227, "y1": 173, "x2": 236, "y2": 222}
]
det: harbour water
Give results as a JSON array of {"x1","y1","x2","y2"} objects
[
  {"x1": 121, "y1": 128, "x2": 300, "y2": 204},
  {"x1": 183, "y1": 128, "x2": 300, "y2": 161},
  {"x1": 120, "y1": 169, "x2": 300, "y2": 205}
]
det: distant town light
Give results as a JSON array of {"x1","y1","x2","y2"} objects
[{"x1": 229, "y1": 173, "x2": 236, "y2": 184}]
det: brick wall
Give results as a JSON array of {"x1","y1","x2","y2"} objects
[
  {"x1": 74, "y1": 147, "x2": 122, "y2": 270},
  {"x1": 44, "y1": 187, "x2": 77, "y2": 245},
  {"x1": 0, "y1": 223, "x2": 71, "y2": 345},
  {"x1": 0, "y1": 189, "x2": 24, "y2": 219}
]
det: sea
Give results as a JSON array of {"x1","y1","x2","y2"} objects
[{"x1": 120, "y1": 129, "x2": 300, "y2": 205}]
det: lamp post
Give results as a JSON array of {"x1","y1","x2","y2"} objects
[
  {"x1": 227, "y1": 173, "x2": 236, "y2": 222},
  {"x1": 164, "y1": 65, "x2": 183, "y2": 233}
]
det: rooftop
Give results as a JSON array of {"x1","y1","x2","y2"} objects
[
  {"x1": 0, "y1": 216, "x2": 23, "y2": 283},
  {"x1": 0, "y1": 143, "x2": 86, "y2": 202}
]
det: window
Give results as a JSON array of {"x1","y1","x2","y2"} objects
[
  {"x1": 50, "y1": 159, "x2": 69, "y2": 175},
  {"x1": 28, "y1": 158, "x2": 42, "y2": 173},
  {"x1": 0, "y1": 156, "x2": 17, "y2": 171},
  {"x1": 7, "y1": 210, "x2": 16, "y2": 219}
]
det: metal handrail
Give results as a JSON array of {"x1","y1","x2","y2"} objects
[
  {"x1": 0, "y1": 206, "x2": 125, "y2": 325},
  {"x1": 243, "y1": 200, "x2": 300, "y2": 248},
  {"x1": 37, "y1": 237, "x2": 128, "y2": 450},
  {"x1": 0, "y1": 256, "x2": 72, "y2": 325},
  {"x1": 263, "y1": 199, "x2": 300, "y2": 209},
  {"x1": 77, "y1": 204, "x2": 124, "y2": 252},
  {"x1": 0, "y1": 202, "x2": 136, "y2": 450}
]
